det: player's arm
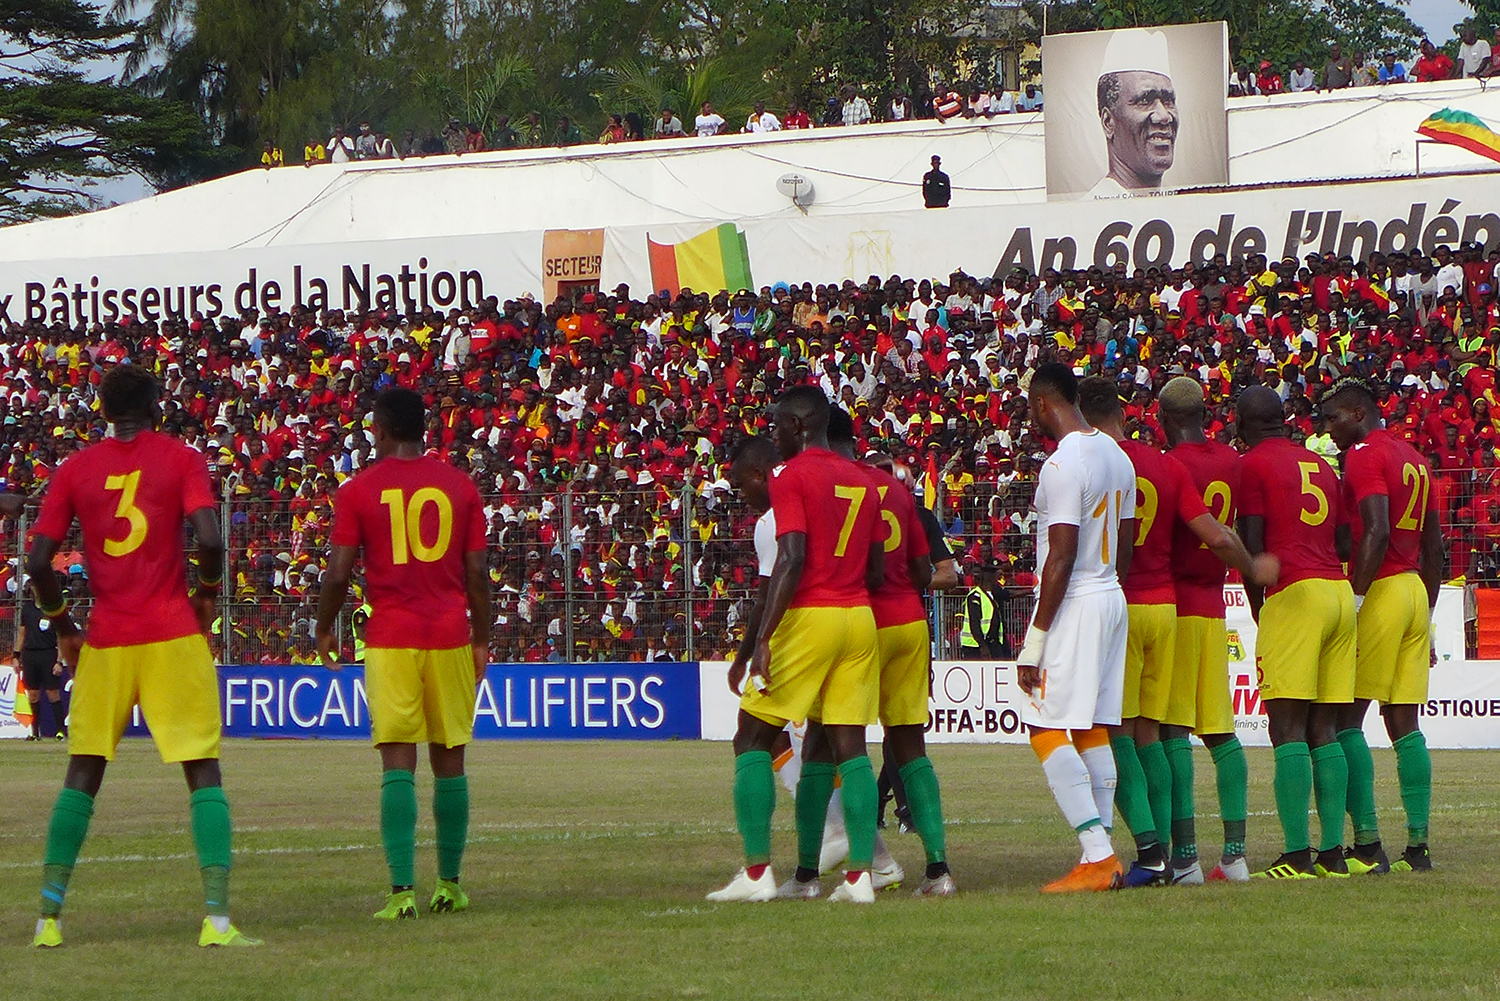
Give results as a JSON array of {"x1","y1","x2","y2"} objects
[
  {"x1": 1115, "y1": 517, "x2": 1136, "y2": 584},
  {"x1": 908, "y1": 551, "x2": 932, "y2": 592},
  {"x1": 25, "y1": 535, "x2": 81, "y2": 667},
  {"x1": 1237, "y1": 514, "x2": 1266, "y2": 622},
  {"x1": 465, "y1": 547, "x2": 492, "y2": 683},
  {"x1": 918, "y1": 506, "x2": 959, "y2": 590},
  {"x1": 749, "y1": 532, "x2": 806, "y2": 688},
  {"x1": 1186, "y1": 513, "x2": 1279, "y2": 586},
  {"x1": 730, "y1": 575, "x2": 769, "y2": 695},
  {"x1": 314, "y1": 544, "x2": 358, "y2": 668},
  {"x1": 1350, "y1": 494, "x2": 1390, "y2": 600},
  {"x1": 1335, "y1": 524, "x2": 1353, "y2": 563},
  {"x1": 865, "y1": 537, "x2": 885, "y2": 594},
  {"x1": 1017, "y1": 522, "x2": 1078, "y2": 696},
  {"x1": 189, "y1": 508, "x2": 225, "y2": 635},
  {"x1": 1419, "y1": 513, "x2": 1443, "y2": 609}
]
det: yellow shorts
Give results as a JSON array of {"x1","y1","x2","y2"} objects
[
  {"x1": 878, "y1": 619, "x2": 932, "y2": 727},
  {"x1": 1166, "y1": 616, "x2": 1234, "y2": 735},
  {"x1": 1256, "y1": 578, "x2": 1356, "y2": 703},
  {"x1": 741, "y1": 606, "x2": 878, "y2": 727},
  {"x1": 70, "y1": 634, "x2": 220, "y2": 763},
  {"x1": 1123, "y1": 603, "x2": 1175, "y2": 721},
  {"x1": 1355, "y1": 573, "x2": 1431, "y2": 705},
  {"x1": 366, "y1": 646, "x2": 477, "y2": 747}
]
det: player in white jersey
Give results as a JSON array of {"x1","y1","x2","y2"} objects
[
  {"x1": 1016, "y1": 362, "x2": 1137, "y2": 893},
  {"x1": 726, "y1": 436, "x2": 900, "y2": 893}
]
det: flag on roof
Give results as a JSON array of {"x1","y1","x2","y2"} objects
[
  {"x1": 1416, "y1": 108, "x2": 1500, "y2": 164},
  {"x1": 647, "y1": 224, "x2": 753, "y2": 297}
]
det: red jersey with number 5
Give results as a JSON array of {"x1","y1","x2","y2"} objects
[
  {"x1": 1119, "y1": 439, "x2": 1208, "y2": 605},
  {"x1": 866, "y1": 464, "x2": 930, "y2": 628},
  {"x1": 1341, "y1": 429, "x2": 1437, "y2": 581},
  {"x1": 331, "y1": 454, "x2": 486, "y2": 649},
  {"x1": 769, "y1": 446, "x2": 879, "y2": 609},
  {"x1": 33, "y1": 430, "x2": 216, "y2": 648},
  {"x1": 1169, "y1": 440, "x2": 1241, "y2": 618},
  {"x1": 1238, "y1": 437, "x2": 1346, "y2": 596}
]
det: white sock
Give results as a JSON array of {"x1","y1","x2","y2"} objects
[
  {"x1": 777, "y1": 751, "x2": 801, "y2": 796},
  {"x1": 1078, "y1": 824, "x2": 1115, "y2": 864},
  {"x1": 208, "y1": 914, "x2": 231, "y2": 934},
  {"x1": 1079, "y1": 744, "x2": 1117, "y2": 831},
  {"x1": 872, "y1": 833, "x2": 894, "y2": 870},
  {"x1": 1040, "y1": 743, "x2": 1103, "y2": 831},
  {"x1": 823, "y1": 788, "x2": 847, "y2": 839}
]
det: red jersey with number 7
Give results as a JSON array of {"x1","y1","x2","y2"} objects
[
  {"x1": 32, "y1": 430, "x2": 216, "y2": 648},
  {"x1": 1119, "y1": 439, "x2": 1208, "y2": 605},
  {"x1": 769, "y1": 446, "x2": 880, "y2": 609},
  {"x1": 1341, "y1": 428, "x2": 1437, "y2": 581},
  {"x1": 331, "y1": 454, "x2": 487, "y2": 649},
  {"x1": 1238, "y1": 437, "x2": 1346, "y2": 596}
]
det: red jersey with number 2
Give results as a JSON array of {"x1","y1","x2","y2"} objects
[
  {"x1": 1341, "y1": 428, "x2": 1437, "y2": 581},
  {"x1": 331, "y1": 455, "x2": 487, "y2": 649},
  {"x1": 769, "y1": 447, "x2": 880, "y2": 609},
  {"x1": 1170, "y1": 440, "x2": 1241, "y2": 618},
  {"x1": 32, "y1": 430, "x2": 216, "y2": 648},
  {"x1": 1238, "y1": 437, "x2": 1346, "y2": 596},
  {"x1": 866, "y1": 464, "x2": 930, "y2": 628},
  {"x1": 1119, "y1": 439, "x2": 1208, "y2": 605}
]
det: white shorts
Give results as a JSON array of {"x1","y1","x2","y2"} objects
[{"x1": 1020, "y1": 588, "x2": 1129, "y2": 731}]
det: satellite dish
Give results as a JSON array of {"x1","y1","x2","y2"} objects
[{"x1": 775, "y1": 172, "x2": 815, "y2": 210}]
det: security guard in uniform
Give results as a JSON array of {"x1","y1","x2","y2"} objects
[
  {"x1": 958, "y1": 561, "x2": 1003, "y2": 659},
  {"x1": 351, "y1": 602, "x2": 372, "y2": 664}
]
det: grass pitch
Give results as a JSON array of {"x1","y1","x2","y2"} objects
[{"x1": 4, "y1": 739, "x2": 1500, "y2": 1001}]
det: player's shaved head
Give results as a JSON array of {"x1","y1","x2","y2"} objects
[
  {"x1": 1028, "y1": 362, "x2": 1078, "y2": 405},
  {"x1": 772, "y1": 384, "x2": 831, "y2": 459},
  {"x1": 99, "y1": 364, "x2": 160, "y2": 426},
  {"x1": 1237, "y1": 386, "x2": 1285, "y2": 447},
  {"x1": 373, "y1": 387, "x2": 425, "y2": 443},
  {"x1": 730, "y1": 435, "x2": 779, "y2": 474},
  {"x1": 1077, "y1": 376, "x2": 1122, "y2": 422}
]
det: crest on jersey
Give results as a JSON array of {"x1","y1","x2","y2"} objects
[
  {"x1": 771, "y1": 463, "x2": 787, "y2": 477},
  {"x1": 1226, "y1": 629, "x2": 1245, "y2": 662}
]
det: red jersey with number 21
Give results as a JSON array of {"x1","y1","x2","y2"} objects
[
  {"x1": 32, "y1": 431, "x2": 216, "y2": 648},
  {"x1": 331, "y1": 455, "x2": 487, "y2": 649},
  {"x1": 769, "y1": 447, "x2": 880, "y2": 609},
  {"x1": 1238, "y1": 437, "x2": 1346, "y2": 596},
  {"x1": 1170, "y1": 440, "x2": 1241, "y2": 618},
  {"x1": 1341, "y1": 428, "x2": 1437, "y2": 581}
]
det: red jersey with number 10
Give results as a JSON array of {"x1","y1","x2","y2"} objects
[
  {"x1": 1170, "y1": 440, "x2": 1242, "y2": 618},
  {"x1": 331, "y1": 454, "x2": 487, "y2": 649},
  {"x1": 1238, "y1": 437, "x2": 1346, "y2": 596},
  {"x1": 1341, "y1": 428, "x2": 1438, "y2": 581},
  {"x1": 32, "y1": 430, "x2": 216, "y2": 648},
  {"x1": 866, "y1": 464, "x2": 931, "y2": 628},
  {"x1": 769, "y1": 447, "x2": 880, "y2": 609},
  {"x1": 1119, "y1": 439, "x2": 1208, "y2": 605}
]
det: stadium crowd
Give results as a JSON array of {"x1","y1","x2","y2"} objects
[{"x1": 4, "y1": 243, "x2": 1500, "y2": 664}]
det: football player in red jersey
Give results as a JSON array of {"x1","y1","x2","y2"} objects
[{"x1": 1323, "y1": 376, "x2": 1445, "y2": 874}]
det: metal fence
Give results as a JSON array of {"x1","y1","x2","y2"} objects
[{"x1": 6, "y1": 459, "x2": 1499, "y2": 662}]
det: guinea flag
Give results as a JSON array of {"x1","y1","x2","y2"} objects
[
  {"x1": 647, "y1": 224, "x2": 753, "y2": 297},
  {"x1": 1416, "y1": 108, "x2": 1500, "y2": 164}
]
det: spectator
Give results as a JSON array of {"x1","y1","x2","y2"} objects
[
  {"x1": 327, "y1": 126, "x2": 356, "y2": 163},
  {"x1": 655, "y1": 107, "x2": 686, "y2": 138},
  {"x1": 441, "y1": 118, "x2": 466, "y2": 153},
  {"x1": 888, "y1": 90, "x2": 915, "y2": 121},
  {"x1": 1230, "y1": 64, "x2": 1260, "y2": 96},
  {"x1": 260, "y1": 141, "x2": 284, "y2": 168},
  {"x1": 418, "y1": 128, "x2": 445, "y2": 155},
  {"x1": 965, "y1": 86, "x2": 991, "y2": 117},
  {"x1": 1484, "y1": 27, "x2": 1500, "y2": 77},
  {"x1": 784, "y1": 100, "x2": 812, "y2": 130},
  {"x1": 1288, "y1": 59, "x2": 1315, "y2": 92},
  {"x1": 399, "y1": 128, "x2": 420, "y2": 157},
  {"x1": 841, "y1": 85, "x2": 873, "y2": 127},
  {"x1": 355, "y1": 122, "x2": 378, "y2": 159},
  {"x1": 1459, "y1": 25, "x2": 1493, "y2": 77},
  {"x1": 492, "y1": 115, "x2": 519, "y2": 149},
  {"x1": 694, "y1": 101, "x2": 725, "y2": 137},
  {"x1": 464, "y1": 122, "x2": 486, "y2": 153},
  {"x1": 1257, "y1": 60, "x2": 1284, "y2": 94},
  {"x1": 821, "y1": 97, "x2": 842, "y2": 127},
  {"x1": 1323, "y1": 43, "x2": 1355, "y2": 89},
  {"x1": 1378, "y1": 52, "x2": 1408, "y2": 84},
  {"x1": 554, "y1": 116, "x2": 582, "y2": 146},
  {"x1": 1018, "y1": 83, "x2": 1043, "y2": 111},
  {"x1": 1352, "y1": 50, "x2": 1380, "y2": 86},
  {"x1": 600, "y1": 113, "x2": 627, "y2": 143},
  {"x1": 303, "y1": 137, "x2": 326, "y2": 166},
  {"x1": 1415, "y1": 38, "x2": 1455, "y2": 81},
  {"x1": 371, "y1": 129, "x2": 400, "y2": 159},
  {"x1": 923, "y1": 154, "x2": 951, "y2": 208},
  {"x1": 991, "y1": 88, "x2": 1016, "y2": 114},
  {"x1": 744, "y1": 100, "x2": 781, "y2": 133},
  {"x1": 520, "y1": 112, "x2": 546, "y2": 146}
]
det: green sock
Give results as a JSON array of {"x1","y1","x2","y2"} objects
[
  {"x1": 190, "y1": 786, "x2": 233, "y2": 916},
  {"x1": 1162, "y1": 737, "x2": 1197, "y2": 861},
  {"x1": 1209, "y1": 737, "x2": 1248, "y2": 856},
  {"x1": 1109, "y1": 736, "x2": 1158, "y2": 847},
  {"x1": 898, "y1": 756, "x2": 947, "y2": 866},
  {"x1": 1393, "y1": 730, "x2": 1431, "y2": 845},
  {"x1": 733, "y1": 751, "x2": 775, "y2": 866},
  {"x1": 41, "y1": 788, "x2": 94, "y2": 918},
  {"x1": 1311, "y1": 741, "x2": 1349, "y2": 853},
  {"x1": 794, "y1": 761, "x2": 836, "y2": 871},
  {"x1": 432, "y1": 774, "x2": 469, "y2": 882},
  {"x1": 1137, "y1": 740, "x2": 1173, "y2": 857},
  {"x1": 1337, "y1": 728, "x2": 1381, "y2": 845},
  {"x1": 1273, "y1": 742, "x2": 1313, "y2": 853},
  {"x1": 837, "y1": 756, "x2": 877, "y2": 869},
  {"x1": 381, "y1": 770, "x2": 418, "y2": 889}
]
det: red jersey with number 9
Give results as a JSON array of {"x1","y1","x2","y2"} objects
[
  {"x1": 1238, "y1": 437, "x2": 1346, "y2": 596},
  {"x1": 33, "y1": 430, "x2": 216, "y2": 648},
  {"x1": 1119, "y1": 439, "x2": 1208, "y2": 605},
  {"x1": 1341, "y1": 428, "x2": 1437, "y2": 581},
  {"x1": 768, "y1": 446, "x2": 880, "y2": 609},
  {"x1": 331, "y1": 454, "x2": 487, "y2": 649}
]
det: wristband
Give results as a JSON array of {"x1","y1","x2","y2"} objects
[
  {"x1": 1018, "y1": 625, "x2": 1048, "y2": 667},
  {"x1": 1353, "y1": 594, "x2": 1365, "y2": 614},
  {"x1": 38, "y1": 596, "x2": 68, "y2": 619},
  {"x1": 196, "y1": 573, "x2": 224, "y2": 590}
]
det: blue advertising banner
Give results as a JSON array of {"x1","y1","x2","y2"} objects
[{"x1": 124, "y1": 662, "x2": 701, "y2": 740}]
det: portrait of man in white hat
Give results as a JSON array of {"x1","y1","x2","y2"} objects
[{"x1": 1090, "y1": 29, "x2": 1179, "y2": 197}]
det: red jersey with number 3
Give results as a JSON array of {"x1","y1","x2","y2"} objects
[
  {"x1": 331, "y1": 454, "x2": 486, "y2": 649},
  {"x1": 1238, "y1": 437, "x2": 1346, "y2": 596},
  {"x1": 1120, "y1": 439, "x2": 1208, "y2": 605},
  {"x1": 1341, "y1": 429, "x2": 1437, "y2": 581},
  {"x1": 1170, "y1": 440, "x2": 1241, "y2": 618},
  {"x1": 769, "y1": 446, "x2": 879, "y2": 609},
  {"x1": 866, "y1": 464, "x2": 930, "y2": 628},
  {"x1": 33, "y1": 430, "x2": 216, "y2": 648}
]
